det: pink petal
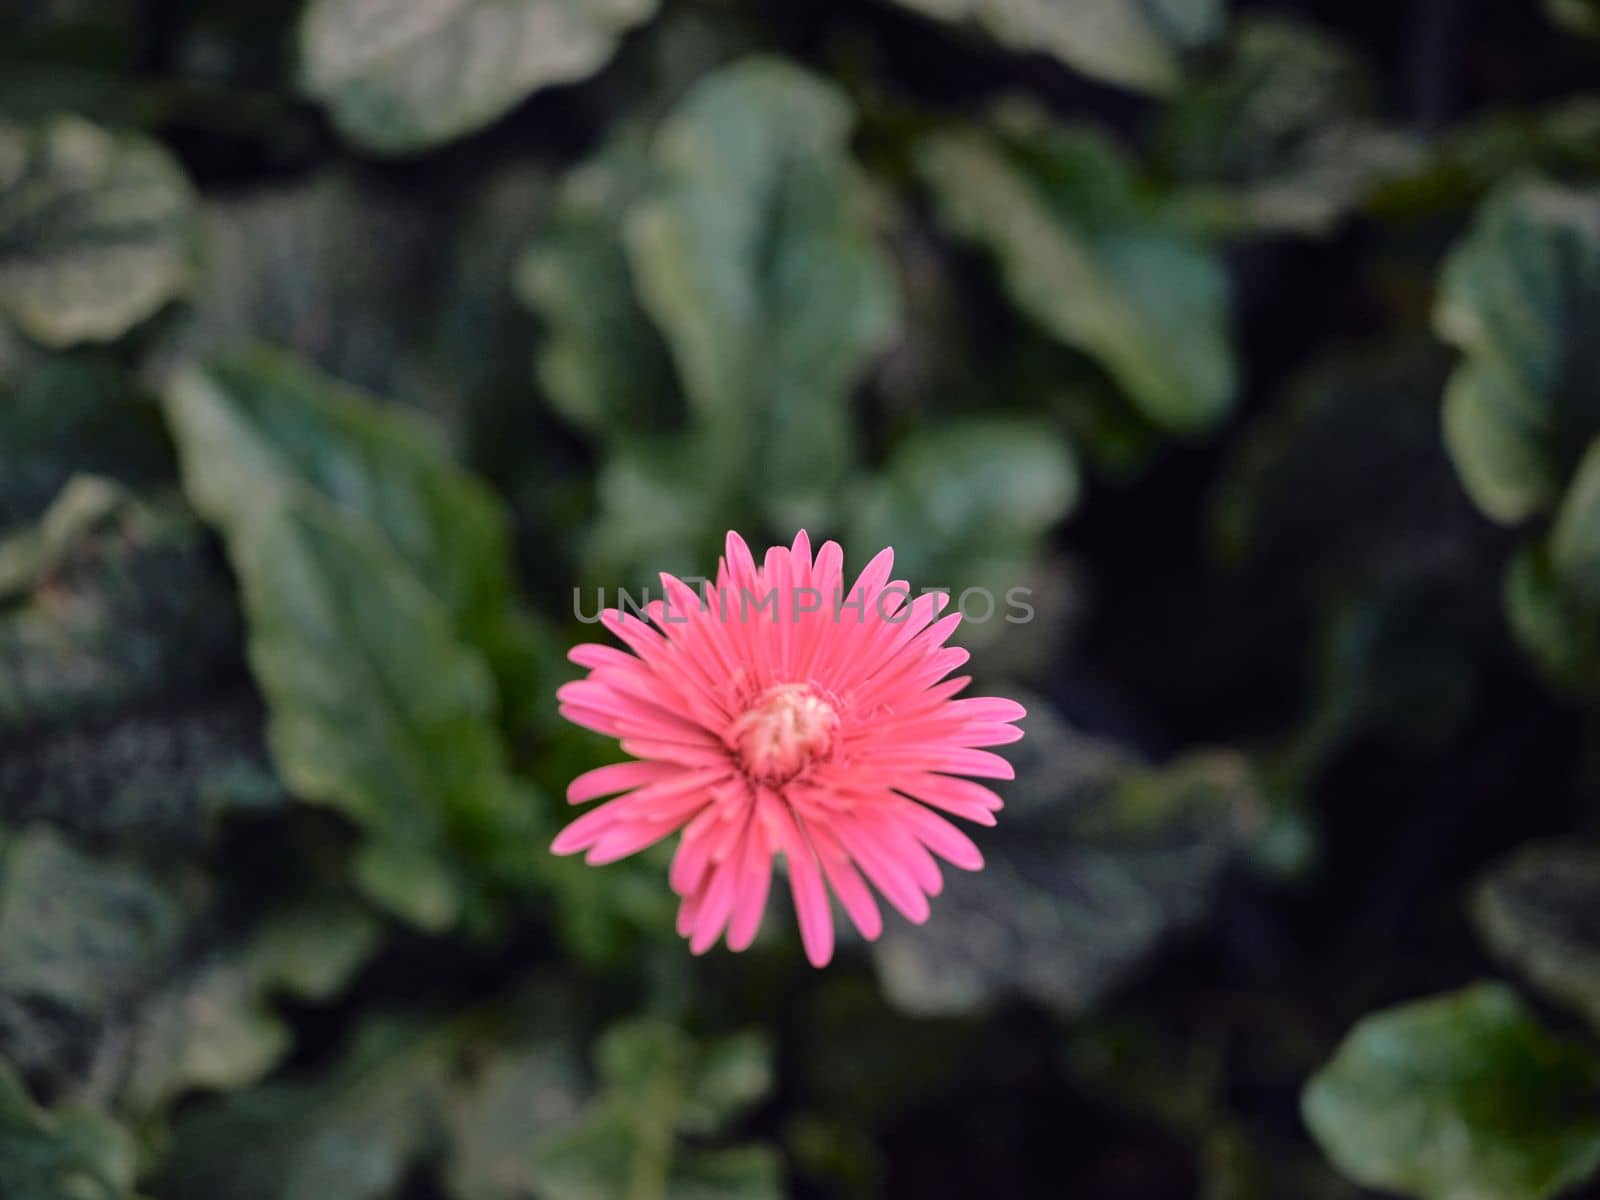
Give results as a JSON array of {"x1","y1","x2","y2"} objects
[
  {"x1": 831, "y1": 816, "x2": 930, "y2": 925},
  {"x1": 809, "y1": 822, "x2": 883, "y2": 940},
  {"x1": 586, "y1": 820, "x2": 676, "y2": 865},
  {"x1": 677, "y1": 883, "x2": 706, "y2": 938},
  {"x1": 771, "y1": 799, "x2": 835, "y2": 967},
  {"x1": 896, "y1": 799, "x2": 985, "y2": 871},
  {"x1": 726, "y1": 827, "x2": 775, "y2": 952},
  {"x1": 566, "y1": 760, "x2": 680, "y2": 805},
  {"x1": 670, "y1": 807, "x2": 721, "y2": 896},
  {"x1": 569, "y1": 643, "x2": 636, "y2": 670},
  {"x1": 689, "y1": 843, "x2": 742, "y2": 955},
  {"x1": 550, "y1": 802, "x2": 624, "y2": 855}
]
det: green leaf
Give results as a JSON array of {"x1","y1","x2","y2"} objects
[
  {"x1": 918, "y1": 121, "x2": 1235, "y2": 432},
  {"x1": 873, "y1": 697, "x2": 1260, "y2": 1016},
  {"x1": 847, "y1": 415, "x2": 1078, "y2": 598},
  {"x1": 1475, "y1": 840, "x2": 1600, "y2": 1029},
  {"x1": 169, "y1": 184, "x2": 567, "y2": 732},
  {"x1": 0, "y1": 767, "x2": 348, "y2": 1111},
  {"x1": 165, "y1": 348, "x2": 515, "y2": 652},
  {"x1": 165, "y1": 987, "x2": 583, "y2": 1200},
  {"x1": 1369, "y1": 99, "x2": 1600, "y2": 221},
  {"x1": 1304, "y1": 983, "x2": 1600, "y2": 1200},
  {"x1": 1505, "y1": 539, "x2": 1600, "y2": 694},
  {"x1": 163, "y1": 1016, "x2": 468, "y2": 1200},
  {"x1": 625, "y1": 57, "x2": 899, "y2": 531},
  {"x1": 1159, "y1": 19, "x2": 1420, "y2": 236},
  {"x1": 516, "y1": 128, "x2": 682, "y2": 439},
  {"x1": 882, "y1": 0, "x2": 1223, "y2": 94},
  {"x1": 168, "y1": 346, "x2": 557, "y2": 734},
  {"x1": 0, "y1": 827, "x2": 190, "y2": 1020},
  {"x1": 299, "y1": 0, "x2": 661, "y2": 154},
  {"x1": 0, "y1": 1059, "x2": 143, "y2": 1200},
  {"x1": 123, "y1": 900, "x2": 382, "y2": 1111},
  {"x1": 513, "y1": 130, "x2": 707, "y2": 578},
  {"x1": 0, "y1": 115, "x2": 194, "y2": 346},
  {"x1": 1436, "y1": 177, "x2": 1600, "y2": 525},
  {"x1": 1551, "y1": 438, "x2": 1600, "y2": 602},
  {"x1": 1549, "y1": 0, "x2": 1600, "y2": 35},
  {"x1": 534, "y1": 1021, "x2": 779, "y2": 1200},
  {"x1": 229, "y1": 493, "x2": 520, "y2": 929},
  {"x1": 163, "y1": 348, "x2": 548, "y2": 926},
  {"x1": 0, "y1": 482, "x2": 242, "y2": 728},
  {"x1": 584, "y1": 437, "x2": 730, "y2": 585},
  {"x1": 442, "y1": 1043, "x2": 585, "y2": 1200},
  {"x1": 0, "y1": 474, "x2": 130, "y2": 598}
]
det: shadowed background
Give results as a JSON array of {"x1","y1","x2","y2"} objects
[{"x1": 4, "y1": 0, "x2": 1600, "y2": 1197}]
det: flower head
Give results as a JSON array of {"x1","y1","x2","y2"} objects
[{"x1": 553, "y1": 531, "x2": 1026, "y2": 966}]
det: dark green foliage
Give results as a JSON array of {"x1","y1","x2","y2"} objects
[
  {"x1": 5, "y1": 1, "x2": 1600, "y2": 1197},
  {"x1": 0, "y1": 1060, "x2": 142, "y2": 1200}
]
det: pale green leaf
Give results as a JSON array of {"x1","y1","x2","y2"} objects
[
  {"x1": 534, "y1": 1021, "x2": 779, "y2": 1200},
  {"x1": 443, "y1": 1043, "x2": 585, "y2": 1200},
  {"x1": 0, "y1": 115, "x2": 194, "y2": 346},
  {"x1": 1304, "y1": 983, "x2": 1600, "y2": 1200},
  {"x1": 1435, "y1": 177, "x2": 1600, "y2": 524},
  {"x1": 584, "y1": 436, "x2": 728, "y2": 585},
  {"x1": 517, "y1": 128, "x2": 681, "y2": 439},
  {"x1": 123, "y1": 900, "x2": 381, "y2": 1110},
  {"x1": 1475, "y1": 840, "x2": 1600, "y2": 1029},
  {"x1": 848, "y1": 415, "x2": 1078, "y2": 599},
  {"x1": 883, "y1": 0, "x2": 1223, "y2": 94},
  {"x1": 0, "y1": 474, "x2": 129, "y2": 599},
  {"x1": 919, "y1": 122, "x2": 1235, "y2": 432},
  {"x1": 300, "y1": 0, "x2": 661, "y2": 154},
  {"x1": 626, "y1": 57, "x2": 899, "y2": 530},
  {"x1": 1550, "y1": 437, "x2": 1600, "y2": 602}
]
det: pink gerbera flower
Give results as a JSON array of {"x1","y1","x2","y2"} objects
[{"x1": 552, "y1": 531, "x2": 1026, "y2": 967}]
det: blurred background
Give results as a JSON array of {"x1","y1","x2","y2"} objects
[{"x1": 5, "y1": 0, "x2": 1600, "y2": 1197}]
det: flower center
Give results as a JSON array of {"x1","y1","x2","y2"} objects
[{"x1": 731, "y1": 683, "x2": 838, "y2": 785}]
